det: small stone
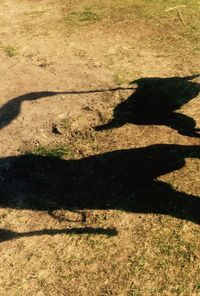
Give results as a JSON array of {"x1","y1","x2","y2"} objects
[
  {"x1": 52, "y1": 123, "x2": 62, "y2": 135},
  {"x1": 94, "y1": 61, "x2": 102, "y2": 67}
]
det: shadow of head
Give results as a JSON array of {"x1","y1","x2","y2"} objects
[
  {"x1": 131, "y1": 73, "x2": 200, "y2": 86},
  {"x1": 0, "y1": 91, "x2": 60, "y2": 130},
  {"x1": 95, "y1": 74, "x2": 200, "y2": 137},
  {"x1": 1, "y1": 144, "x2": 200, "y2": 225}
]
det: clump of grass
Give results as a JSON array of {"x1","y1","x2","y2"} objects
[
  {"x1": 65, "y1": 7, "x2": 100, "y2": 25},
  {"x1": 113, "y1": 73, "x2": 125, "y2": 86},
  {"x1": 4, "y1": 46, "x2": 17, "y2": 57},
  {"x1": 28, "y1": 145, "x2": 73, "y2": 159},
  {"x1": 24, "y1": 8, "x2": 48, "y2": 17},
  {"x1": 60, "y1": 118, "x2": 71, "y2": 130},
  {"x1": 196, "y1": 283, "x2": 200, "y2": 290}
]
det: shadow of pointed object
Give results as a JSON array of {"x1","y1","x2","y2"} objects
[
  {"x1": 0, "y1": 227, "x2": 118, "y2": 243},
  {"x1": 0, "y1": 86, "x2": 135, "y2": 130}
]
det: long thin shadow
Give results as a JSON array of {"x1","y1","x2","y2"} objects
[
  {"x1": 0, "y1": 86, "x2": 135, "y2": 130},
  {"x1": 1, "y1": 144, "x2": 200, "y2": 226},
  {"x1": 96, "y1": 74, "x2": 200, "y2": 137},
  {"x1": 0, "y1": 227, "x2": 117, "y2": 243}
]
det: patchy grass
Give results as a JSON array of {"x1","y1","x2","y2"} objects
[
  {"x1": 0, "y1": 0, "x2": 200, "y2": 296},
  {"x1": 113, "y1": 73, "x2": 127, "y2": 86},
  {"x1": 62, "y1": 0, "x2": 199, "y2": 51},
  {"x1": 28, "y1": 145, "x2": 73, "y2": 159},
  {"x1": 65, "y1": 7, "x2": 101, "y2": 25}
]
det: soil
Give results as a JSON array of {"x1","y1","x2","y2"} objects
[{"x1": 0, "y1": 1, "x2": 200, "y2": 295}]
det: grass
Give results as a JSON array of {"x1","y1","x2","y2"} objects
[
  {"x1": 4, "y1": 46, "x2": 17, "y2": 57},
  {"x1": 59, "y1": 118, "x2": 71, "y2": 130},
  {"x1": 0, "y1": 0, "x2": 200, "y2": 295},
  {"x1": 28, "y1": 145, "x2": 73, "y2": 159},
  {"x1": 24, "y1": 7, "x2": 48, "y2": 17},
  {"x1": 63, "y1": 0, "x2": 199, "y2": 51},
  {"x1": 65, "y1": 7, "x2": 101, "y2": 25},
  {"x1": 113, "y1": 73, "x2": 126, "y2": 86},
  {"x1": 196, "y1": 283, "x2": 200, "y2": 290},
  {"x1": 24, "y1": 5, "x2": 49, "y2": 17}
]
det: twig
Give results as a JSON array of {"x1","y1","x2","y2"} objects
[
  {"x1": 177, "y1": 9, "x2": 187, "y2": 27},
  {"x1": 165, "y1": 5, "x2": 187, "y2": 12}
]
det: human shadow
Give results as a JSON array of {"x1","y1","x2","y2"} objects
[
  {"x1": 95, "y1": 74, "x2": 200, "y2": 137},
  {"x1": 0, "y1": 144, "x2": 200, "y2": 226},
  {"x1": 0, "y1": 86, "x2": 134, "y2": 130},
  {"x1": 0, "y1": 227, "x2": 117, "y2": 243}
]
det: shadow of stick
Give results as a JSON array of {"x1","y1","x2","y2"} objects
[{"x1": 0, "y1": 227, "x2": 118, "y2": 243}]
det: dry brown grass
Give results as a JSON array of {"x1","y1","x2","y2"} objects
[{"x1": 0, "y1": 0, "x2": 200, "y2": 295}]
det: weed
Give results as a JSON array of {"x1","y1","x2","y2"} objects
[{"x1": 4, "y1": 46, "x2": 17, "y2": 57}]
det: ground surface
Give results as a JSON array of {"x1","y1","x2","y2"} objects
[{"x1": 0, "y1": 0, "x2": 200, "y2": 295}]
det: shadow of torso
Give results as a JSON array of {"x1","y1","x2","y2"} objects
[
  {"x1": 96, "y1": 75, "x2": 200, "y2": 137},
  {"x1": 1, "y1": 144, "x2": 200, "y2": 224}
]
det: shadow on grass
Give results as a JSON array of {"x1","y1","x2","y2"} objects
[
  {"x1": 96, "y1": 74, "x2": 200, "y2": 137},
  {"x1": 0, "y1": 144, "x2": 200, "y2": 239},
  {"x1": 0, "y1": 227, "x2": 117, "y2": 243}
]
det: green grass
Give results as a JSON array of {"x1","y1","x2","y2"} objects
[
  {"x1": 113, "y1": 73, "x2": 126, "y2": 86},
  {"x1": 28, "y1": 145, "x2": 73, "y2": 159},
  {"x1": 196, "y1": 282, "x2": 200, "y2": 290},
  {"x1": 1, "y1": 1, "x2": 200, "y2": 295},
  {"x1": 59, "y1": 118, "x2": 71, "y2": 130},
  {"x1": 65, "y1": 7, "x2": 101, "y2": 25},
  {"x1": 4, "y1": 46, "x2": 17, "y2": 57}
]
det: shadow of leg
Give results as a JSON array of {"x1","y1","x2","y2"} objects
[
  {"x1": 95, "y1": 118, "x2": 125, "y2": 131},
  {"x1": 132, "y1": 181, "x2": 200, "y2": 224},
  {"x1": 168, "y1": 113, "x2": 200, "y2": 137}
]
